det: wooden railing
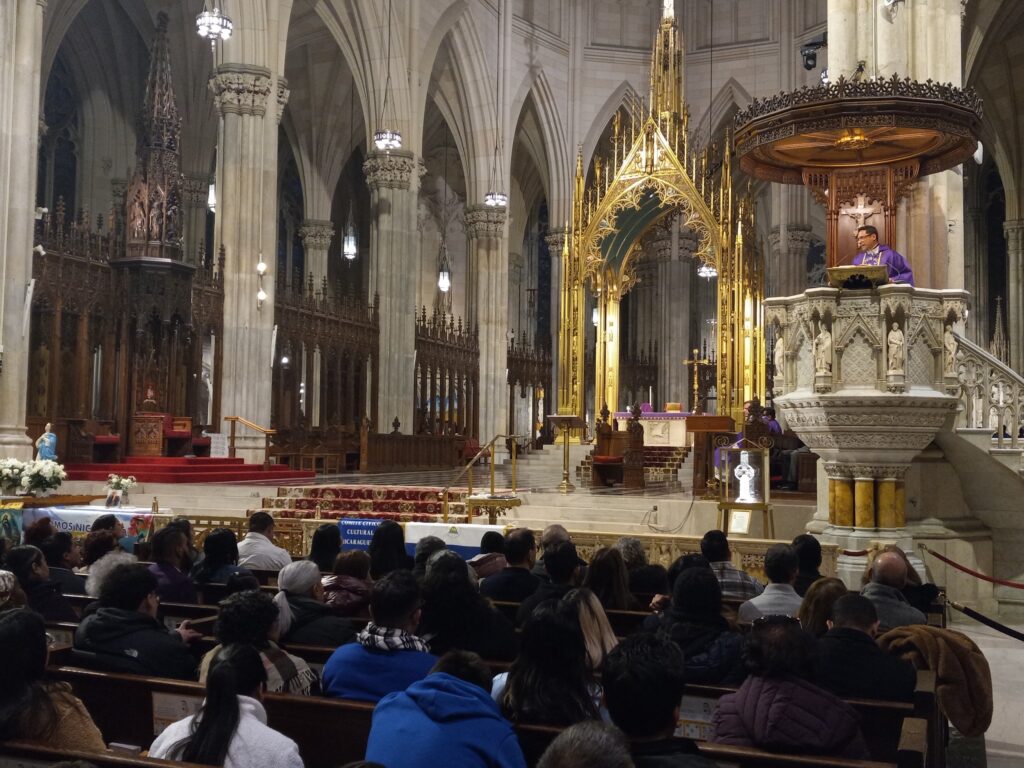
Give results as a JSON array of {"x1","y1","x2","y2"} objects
[{"x1": 224, "y1": 416, "x2": 276, "y2": 469}]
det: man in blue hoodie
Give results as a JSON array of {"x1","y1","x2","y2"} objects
[{"x1": 366, "y1": 650, "x2": 527, "y2": 768}]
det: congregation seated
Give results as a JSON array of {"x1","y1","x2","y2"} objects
[
  {"x1": 710, "y1": 615, "x2": 871, "y2": 760},
  {"x1": 615, "y1": 536, "x2": 669, "y2": 596},
  {"x1": 39, "y1": 531, "x2": 86, "y2": 595},
  {"x1": 860, "y1": 550, "x2": 927, "y2": 630},
  {"x1": 149, "y1": 643, "x2": 303, "y2": 768},
  {"x1": 653, "y1": 566, "x2": 744, "y2": 685},
  {"x1": 480, "y1": 528, "x2": 541, "y2": 604},
  {"x1": 536, "y1": 720, "x2": 634, "y2": 768},
  {"x1": 200, "y1": 589, "x2": 320, "y2": 696},
  {"x1": 602, "y1": 633, "x2": 717, "y2": 768},
  {"x1": 85, "y1": 550, "x2": 138, "y2": 598},
  {"x1": 700, "y1": 530, "x2": 764, "y2": 600},
  {"x1": 530, "y1": 524, "x2": 587, "y2": 583},
  {"x1": 322, "y1": 550, "x2": 372, "y2": 616},
  {"x1": 367, "y1": 519, "x2": 414, "y2": 579},
  {"x1": 74, "y1": 563, "x2": 200, "y2": 680},
  {"x1": 80, "y1": 529, "x2": 120, "y2": 574},
  {"x1": 237, "y1": 512, "x2": 292, "y2": 571},
  {"x1": 148, "y1": 525, "x2": 198, "y2": 604},
  {"x1": 496, "y1": 600, "x2": 601, "y2": 726},
  {"x1": 91, "y1": 513, "x2": 135, "y2": 554},
  {"x1": 813, "y1": 594, "x2": 917, "y2": 702},
  {"x1": 191, "y1": 528, "x2": 251, "y2": 586},
  {"x1": 6, "y1": 544, "x2": 78, "y2": 622},
  {"x1": 791, "y1": 533, "x2": 824, "y2": 597},
  {"x1": 366, "y1": 650, "x2": 528, "y2": 768},
  {"x1": 419, "y1": 550, "x2": 518, "y2": 661},
  {"x1": 795, "y1": 577, "x2": 848, "y2": 638},
  {"x1": 274, "y1": 560, "x2": 355, "y2": 646},
  {"x1": 413, "y1": 535, "x2": 448, "y2": 579},
  {"x1": 516, "y1": 540, "x2": 580, "y2": 626},
  {"x1": 0, "y1": 609, "x2": 105, "y2": 752},
  {"x1": 862, "y1": 545, "x2": 939, "y2": 617},
  {"x1": 21, "y1": 517, "x2": 56, "y2": 548},
  {"x1": 736, "y1": 544, "x2": 802, "y2": 623},
  {"x1": 563, "y1": 588, "x2": 618, "y2": 674},
  {"x1": 322, "y1": 570, "x2": 436, "y2": 703},
  {"x1": 583, "y1": 547, "x2": 642, "y2": 612},
  {"x1": 307, "y1": 523, "x2": 342, "y2": 573},
  {"x1": 467, "y1": 530, "x2": 508, "y2": 580}
]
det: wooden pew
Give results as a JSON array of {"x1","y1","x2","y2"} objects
[{"x1": 0, "y1": 742, "x2": 209, "y2": 768}]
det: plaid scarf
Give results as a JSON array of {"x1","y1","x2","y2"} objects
[{"x1": 357, "y1": 622, "x2": 431, "y2": 653}]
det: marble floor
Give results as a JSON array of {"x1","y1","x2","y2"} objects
[{"x1": 952, "y1": 616, "x2": 1024, "y2": 767}]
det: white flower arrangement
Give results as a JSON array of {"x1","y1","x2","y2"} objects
[
  {"x1": 25, "y1": 459, "x2": 67, "y2": 493},
  {"x1": 106, "y1": 473, "x2": 138, "y2": 492},
  {"x1": 0, "y1": 458, "x2": 27, "y2": 495}
]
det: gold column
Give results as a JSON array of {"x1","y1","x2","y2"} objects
[
  {"x1": 894, "y1": 480, "x2": 907, "y2": 528},
  {"x1": 876, "y1": 477, "x2": 898, "y2": 528},
  {"x1": 827, "y1": 478, "x2": 837, "y2": 525},
  {"x1": 854, "y1": 475, "x2": 876, "y2": 530},
  {"x1": 833, "y1": 477, "x2": 855, "y2": 527}
]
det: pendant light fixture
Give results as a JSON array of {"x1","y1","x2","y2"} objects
[
  {"x1": 437, "y1": 130, "x2": 452, "y2": 293},
  {"x1": 373, "y1": 0, "x2": 402, "y2": 151},
  {"x1": 195, "y1": 2, "x2": 233, "y2": 50},
  {"x1": 343, "y1": 82, "x2": 358, "y2": 260},
  {"x1": 483, "y1": 3, "x2": 507, "y2": 207}
]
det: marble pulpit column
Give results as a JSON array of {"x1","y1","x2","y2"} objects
[
  {"x1": 1005, "y1": 220, "x2": 1024, "y2": 373},
  {"x1": 544, "y1": 228, "x2": 566, "y2": 410},
  {"x1": 363, "y1": 150, "x2": 418, "y2": 432},
  {"x1": 181, "y1": 174, "x2": 210, "y2": 264},
  {"x1": 0, "y1": 0, "x2": 44, "y2": 459},
  {"x1": 298, "y1": 220, "x2": 334, "y2": 298},
  {"x1": 209, "y1": 66, "x2": 286, "y2": 461},
  {"x1": 466, "y1": 204, "x2": 509, "y2": 444}
]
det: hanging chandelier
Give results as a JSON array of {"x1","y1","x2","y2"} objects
[
  {"x1": 207, "y1": 182, "x2": 216, "y2": 212},
  {"x1": 343, "y1": 216, "x2": 358, "y2": 260},
  {"x1": 196, "y1": 5, "x2": 233, "y2": 47},
  {"x1": 437, "y1": 242, "x2": 452, "y2": 293},
  {"x1": 697, "y1": 261, "x2": 718, "y2": 280},
  {"x1": 483, "y1": 2, "x2": 506, "y2": 207},
  {"x1": 374, "y1": 0, "x2": 402, "y2": 151}
]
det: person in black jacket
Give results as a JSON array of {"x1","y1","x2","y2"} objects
[
  {"x1": 273, "y1": 560, "x2": 355, "y2": 646},
  {"x1": 5, "y1": 545, "x2": 78, "y2": 622},
  {"x1": 791, "y1": 534, "x2": 823, "y2": 597},
  {"x1": 813, "y1": 594, "x2": 917, "y2": 702},
  {"x1": 480, "y1": 528, "x2": 540, "y2": 603},
  {"x1": 418, "y1": 551, "x2": 518, "y2": 661},
  {"x1": 74, "y1": 563, "x2": 200, "y2": 679},
  {"x1": 516, "y1": 540, "x2": 580, "y2": 626}
]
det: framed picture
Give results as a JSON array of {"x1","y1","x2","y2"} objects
[
  {"x1": 105, "y1": 489, "x2": 122, "y2": 508},
  {"x1": 726, "y1": 509, "x2": 752, "y2": 535}
]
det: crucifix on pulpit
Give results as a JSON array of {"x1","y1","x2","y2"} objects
[{"x1": 684, "y1": 348, "x2": 711, "y2": 414}]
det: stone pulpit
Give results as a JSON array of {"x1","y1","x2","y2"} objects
[{"x1": 765, "y1": 284, "x2": 967, "y2": 581}]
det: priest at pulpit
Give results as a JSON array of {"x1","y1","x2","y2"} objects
[{"x1": 853, "y1": 225, "x2": 914, "y2": 285}]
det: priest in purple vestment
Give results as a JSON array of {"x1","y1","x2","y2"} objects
[{"x1": 853, "y1": 225, "x2": 914, "y2": 285}]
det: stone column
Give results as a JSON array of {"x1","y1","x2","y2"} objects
[
  {"x1": 1004, "y1": 220, "x2": 1024, "y2": 373},
  {"x1": 181, "y1": 174, "x2": 210, "y2": 264},
  {"x1": 0, "y1": 0, "x2": 44, "y2": 459},
  {"x1": 209, "y1": 66, "x2": 283, "y2": 461},
  {"x1": 363, "y1": 150, "x2": 417, "y2": 431},
  {"x1": 964, "y1": 205, "x2": 987, "y2": 346},
  {"x1": 298, "y1": 220, "x2": 334, "y2": 299},
  {"x1": 466, "y1": 204, "x2": 509, "y2": 445},
  {"x1": 545, "y1": 228, "x2": 567, "y2": 411},
  {"x1": 853, "y1": 472, "x2": 876, "y2": 530}
]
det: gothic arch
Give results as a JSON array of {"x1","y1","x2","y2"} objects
[
  {"x1": 580, "y1": 81, "x2": 644, "y2": 175},
  {"x1": 510, "y1": 69, "x2": 570, "y2": 222}
]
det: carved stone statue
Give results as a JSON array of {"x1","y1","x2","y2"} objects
[
  {"x1": 774, "y1": 334, "x2": 785, "y2": 377},
  {"x1": 943, "y1": 325, "x2": 958, "y2": 376},
  {"x1": 887, "y1": 322, "x2": 905, "y2": 373},
  {"x1": 734, "y1": 450, "x2": 759, "y2": 503},
  {"x1": 35, "y1": 423, "x2": 57, "y2": 461},
  {"x1": 813, "y1": 325, "x2": 833, "y2": 374}
]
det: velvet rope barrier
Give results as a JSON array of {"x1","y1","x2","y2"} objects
[
  {"x1": 919, "y1": 543, "x2": 1024, "y2": 590},
  {"x1": 947, "y1": 599, "x2": 1024, "y2": 643},
  {"x1": 842, "y1": 549, "x2": 870, "y2": 557}
]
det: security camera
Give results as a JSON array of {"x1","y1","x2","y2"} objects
[{"x1": 800, "y1": 35, "x2": 827, "y2": 71}]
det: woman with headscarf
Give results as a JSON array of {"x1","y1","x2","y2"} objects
[{"x1": 274, "y1": 560, "x2": 356, "y2": 646}]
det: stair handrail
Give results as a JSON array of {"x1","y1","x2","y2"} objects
[
  {"x1": 952, "y1": 332, "x2": 1022, "y2": 450},
  {"x1": 439, "y1": 433, "x2": 528, "y2": 522},
  {"x1": 223, "y1": 416, "x2": 277, "y2": 469}
]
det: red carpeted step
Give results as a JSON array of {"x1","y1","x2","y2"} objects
[{"x1": 65, "y1": 457, "x2": 314, "y2": 484}]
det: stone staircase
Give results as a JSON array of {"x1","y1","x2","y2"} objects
[{"x1": 499, "y1": 442, "x2": 595, "y2": 489}]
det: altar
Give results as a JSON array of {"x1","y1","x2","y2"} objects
[{"x1": 612, "y1": 410, "x2": 687, "y2": 446}]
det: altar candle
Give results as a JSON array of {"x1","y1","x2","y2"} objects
[{"x1": 648, "y1": 386, "x2": 653, "y2": 405}]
